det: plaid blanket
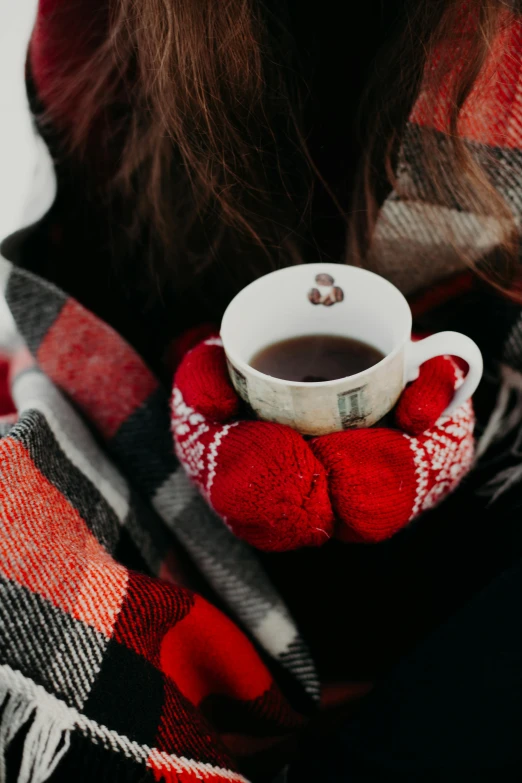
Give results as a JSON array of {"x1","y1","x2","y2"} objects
[
  {"x1": 5, "y1": 5, "x2": 522, "y2": 783},
  {"x1": 0, "y1": 258, "x2": 317, "y2": 781},
  {"x1": 372, "y1": 10, "x2": 522, "y2": 292}
]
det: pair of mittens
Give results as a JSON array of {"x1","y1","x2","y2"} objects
[{"x1": 171, "y1": 332, "x2": 475, "y2": 551}]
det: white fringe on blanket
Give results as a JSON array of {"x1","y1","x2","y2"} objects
[
  {"x1": 476, "y1": 364, "x2": 522, "y2": 501},
  {"x1": 0, "y1": 670, "x2": 72, "y2": 783},
  {"x1": 0, "y1": 665, "x2": 250, "y2": 783}
]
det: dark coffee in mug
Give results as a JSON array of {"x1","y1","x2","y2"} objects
[
  {"x1": 250, "y1": 334, "x2": 385, "y2": 383},
  {"x1": 222, "y1": 264, "x2": 483, "y2": 434}
]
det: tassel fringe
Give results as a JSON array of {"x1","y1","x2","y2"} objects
[
  {"x1": 0, "y1": 674, "x2": 72, "y2": 783},
  {"x1": 476, "y1": 364, "x2": 522, "y2": 500},
  {"x1": 0, "y1": 665, "x2": 250, "y2": 783}
]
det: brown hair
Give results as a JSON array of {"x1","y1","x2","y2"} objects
[{"x1": 38, "y1": 0, "x2": 521, "y2": 296}]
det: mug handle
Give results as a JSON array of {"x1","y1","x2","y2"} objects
[{"x1": 405, "y1": 331, "x2": 483, "y2": 416}]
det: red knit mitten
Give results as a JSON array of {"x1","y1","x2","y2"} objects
[
  {"x1": 311, "y1": 392, "x2": 474, "y2": 543},
  {"x1": 172, "y1": 335, "x2": 475, "y2": 550},
  {"x1": 395, "y1": 355, "x2": 465, "y2": 436},
  {"x1": 172, "y1": 335, "x2": 335, "y2": 552}
]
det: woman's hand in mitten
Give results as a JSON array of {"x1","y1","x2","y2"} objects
[
  {"x1": 171, "y1": 333, "x2": 475, "y2": 551},
  {"x1": 171, "y1": 332, "x2": 335, "y2": 552},
  {"x1": 311, "y1": 355, "x2": 475, "y2": 543}
]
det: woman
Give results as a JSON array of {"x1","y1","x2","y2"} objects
[{"x1": 2, "y1": 0, "x2": 522, "y2": 780}]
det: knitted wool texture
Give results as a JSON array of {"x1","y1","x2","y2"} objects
[
  {"x1": 395, "y1": 355, "x2": 462, "y2": 436},
  {"x1": 172, "y1": 336, "x2": 475, "y2": 549}
]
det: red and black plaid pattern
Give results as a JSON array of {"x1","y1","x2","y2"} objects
[
  {"x1": 371, "y1": 9, "x2": 522, "y2": 294},
  {"x1": 5, "y1": 4, "x2": 522, "y2": 780},
  {"x1": 0, "y1": 261, "x2": 313, "y2": 781}
]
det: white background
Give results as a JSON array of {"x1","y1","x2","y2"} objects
[
  {"x1": 0, "y1": 0, "x2": 38, "y2": 242},
  {"x1": 0, "y1": 1, "x2": 38, "y2": 340}
]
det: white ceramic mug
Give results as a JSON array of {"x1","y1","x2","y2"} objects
[{"x1": 220, "y1": 263, "x2": 483, "y2": 436}]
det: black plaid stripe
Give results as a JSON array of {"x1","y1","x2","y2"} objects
[
  {"x1": 123, "y1": 492, "x2": 176, "y2": 576},
  {"x1": 83, "y1": 637, "x2": 166, "y2": 748},
  {"x1": 400, "y1": 124, "x2": 522, "y2": 213},
  {"x1": 48, "y1": 730, "x2": 157, "y2": 783},
  {"x1": 111, "y1": 387, "x2": 178, "y2": 497},
  {"x1": 0, "y1": 578, "x2": 108, "y2": 710},
  {"x1": 5, "y1": 267, "x2": 67, "y2": 354},
  {"x1": 199, "y1": 690, "x2": 300, "y2": 736},
  {"x1": 112, "y1": 526, "x2": 152, "y2": 576}
]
